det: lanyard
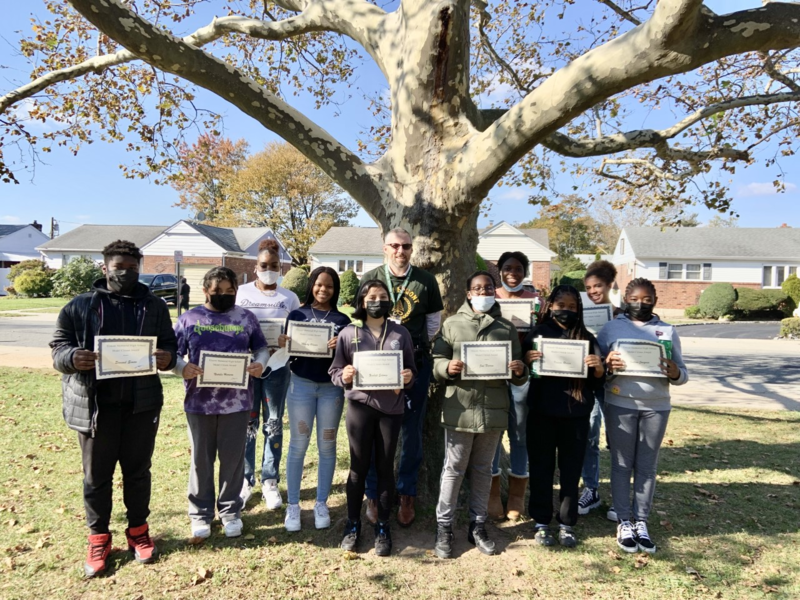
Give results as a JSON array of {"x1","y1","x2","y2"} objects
[{"x1": 384, "y1": 264, "x2": 413, "y2": 312}]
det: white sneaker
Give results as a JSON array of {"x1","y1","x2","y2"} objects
[
  {"x1": 314, "y1": 501, "x2": 331, "y2": 530},
  {"x1": 285, "y1": 504, "x2": 301, "y2": 532},
  {"x1": 223, "y1": 518, "x2": 243, "y2": 538},
  {"x1": 263, "y1": 479, "x2": 283, "y2": 510},
  {"x1": 606, "y1": 505, "x2": 618, "y2": 522},
  {"x1": 191, "y1": 523, "x2": 211, "y2": 539},
  {"x1": 240, "y1": 479, "x2": 252, "y2": 505}
]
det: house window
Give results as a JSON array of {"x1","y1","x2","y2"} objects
[
  {"x1": 338, "y1": 260, "x2": 346, "y2": 272},
  {"x1": 763, "y1": 266, "x2": 773, "y2": 287},
  {"x1": 685, "y1": 264, "x2": 701, "y2": 280},
  {"x1": 667, "y1": 264, "x2": 683, "y2": 280},
  {"x1": 338, "y1": 259, "x2": 362, "y2": 273},
  {"x1": 620, "y1": 239, "x2": 625, "y2": 254},
  {"x1": 790, "y1": 267, "x2": 797, "y2": 277},
  {"x1": 356, "y1": 260, "x2": 363, "y2": 273},
  {"x1": 703, "y1": 263, "x2": 712, "y2": 281},
  {"x1": 776, "y1": 266, "x2": 786, "y2": 287}
]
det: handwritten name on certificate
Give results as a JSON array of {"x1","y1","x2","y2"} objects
[
  {"x1": 259, "y1": 318, "x2": 285, "y2": 349},
  {"x1": 197, "y1": 351, "x2": 251, "y2": 389},
  {"x1": 497, "y1": 299, "x2": 534, "y2": 331},
  {"x1": 461, "y1": 341, "x2": 512, "y2": 380},
  {"x1": 94, "y1": 336, "x2": 158, "y2": 380},
  {"x1": 353, "y1": 351, "x2": 403, "y2": 390},
  {"x1": 286, "y1": 321, "x2": 334, "y2": 358},
  {"x1": 583, "y1": 304, "x2": 614, "y2": 336},
  {"x1": 535, "y1": 338, "x2": 589, "y2": 378},
  {"x1": 614, "y1": 339, "x2": 666, "y2": 378}
]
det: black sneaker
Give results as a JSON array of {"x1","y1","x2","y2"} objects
[
  {"x1": 616, "y1": 520, "x2": 637, "y2": 553},
  {"x1": 374, "y1": 522, "x2": 392, "y2": 557},
  {"x1": 534, "y1": 525, "x2": 556, "y2": 547},
  {"x1": 558, "y1": 525, "x2": 578, "y2": 548},
  {"x1": 434, "y1": 522, "x2": 454, "y2": 559},
  {"x1": 577, "y1": 487, "x2": 601, "y2": 515},
  {"x1": 341, "y1": 519, "x2": 361, "y2": 551},
  {"x1": 467, "y1": 521, "x2": 496, "y2": 555},
  {"x1": 634, "y1": 521, "x2": 656, "y2": 554}
]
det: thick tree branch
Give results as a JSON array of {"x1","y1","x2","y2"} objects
[
  {"x1": 596, "y1": 0, "x2": 642, "y2": 26},
  {"x1": 463, "y1": 1, "x2": 800, "y2": 195}
]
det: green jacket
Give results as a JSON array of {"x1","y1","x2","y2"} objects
[{"x1": 433, "y1": 300, "x2": 528, "y2": 433}]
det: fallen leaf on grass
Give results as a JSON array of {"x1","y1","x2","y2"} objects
[
  {"x1": 244, "y1": 534, "x2": 255, "y2": 540},
  {"x1": 607, "y1": 550, "x2": 622, "y2": 560},
  {"x1": 268, "y1": 536, "x2": 278, "y2": 544},
  {"x1": 686, "y1": 567, "x2": 704, "y2": 579},
  {"x1": 762, "y1": 585, "x2": 780, "y2": 594},
  {"x1": 610, "y1": 566, "x2": 621, "y2": 574},
  {"x1": 740, "y1": 555, "x2": 753, "y2": 564},
  {"x1": 5, "y1": 519, "x2": 17, "y2": 527},
  {"x1": 342, "y1": 551, "x2": 361, "y2": 561},
  {"x1": 660, "y1": 520, "x2": 674, "y2": 532},
  {"x1": 170, "y1": 451, "x2": 184, "y2": 458},
  {"x1": 3, "y1": 557, "x2": 14, "y2": 571},
  {"x1": 689, "y1": 454, "x2": 701, "y2": 459},
  {"x1": 35, "y1": 538, "x2": 49, "y2": 549},
  {"x1": 192, "y1": 567, "x2": 213, "y2": 585},
  {"x1": 666, "y1": 439, "x2": 673, "y2": 446},
  {"x1": 187, "y1": 536, "x2": 206, "y2": 546},
  {"x1": 634, "y1": 555, "x2": 649, "y2": 569}
]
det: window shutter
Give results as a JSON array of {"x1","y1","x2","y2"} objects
[
  {"x1": 659, "y1": 262, "x2": 668, "y2": 279},
  {"x1": 703, "y1": 263, "x2": 712, "y2": 281}
]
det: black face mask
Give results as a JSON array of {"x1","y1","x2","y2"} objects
[
  {"x1": 208, "y1": 294, "x2": 236, "y2": 312},
  {"x1": 107, "y1": 269, "x2": 139, "y2": 296},
  {"x1": 552, "y1": 309, "x2": 579, "y2": 329},
  {"x1": 366, "y1": 300, "x2": 392, "y2": 319},
  {"x1": 626, "y1": 302, "x2": 654, "y2": 322}
]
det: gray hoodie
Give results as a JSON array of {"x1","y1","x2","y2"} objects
[{"x1": 597, "y1": 314, "x2": 688, "y2": 411}]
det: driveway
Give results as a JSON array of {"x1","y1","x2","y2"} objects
[{"x1": 677, "y1": 322, "x2": 780, "y2": 339}]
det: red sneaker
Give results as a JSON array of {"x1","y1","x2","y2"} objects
[
  {"x1": 125, "y1": 523, "x2": 159, "y2": 564},
  {"x1": 84, "y1": 533, "x2": 112, "y2": 578}
]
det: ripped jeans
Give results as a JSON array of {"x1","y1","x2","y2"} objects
[
  {"x1": 285, "y1": 374, "x2": 345, "y2": 505},
  {"x1": 244, "y1": 367, "x2": 290, "y2": 486}
]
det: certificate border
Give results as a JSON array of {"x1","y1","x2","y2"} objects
[
  {"x1": 583, "y1": 304, "x2": 614, "y2": 333},
  {"x1": 536, "y1": 339, "x2": 589, "y2": 378},
  {"x1": 95, "y1": 336, "x2": 157, "y2": 379},
  {"x1": 286, "y1": 321, "x2": 334, "y2": 358},
  {"x1": 614, "y1": 339, "x2": 666, "y2": 377},
  {"x1": 258, "y1": 318, "x2": 285, "y2": 349},
  {"x1": 197, "y1": 351, "x2": 251, "y2": 389},
  {"x1": 462, "y1": 341, "x2": 512, "y2": 380},
  {"x1": 496, "y1": 299, "x2": 535, "y2": 331},
  {"x1": 353, "y1": 350, "x2": 403, "y2": 390}
]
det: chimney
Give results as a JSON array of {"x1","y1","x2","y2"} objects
[
  {"x1": 489, "y1": 220, "x2": 494, "y2": 227},
  {"x1": 31, "y1": 220, "x2": 43, "y2": 232}
]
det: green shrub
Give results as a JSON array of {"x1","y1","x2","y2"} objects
[
  {"x1": 298, "y1": 264, "x2": 311, "y2": 273},
  {"x1": 7, "y1": 259, "x2": 48, "y2": 285},
  {"x1": 51, "y1": 257, "x2": 103, "y2": 298},
  {"x1": 559, "y1": 270, "x2": 586, "y2": 291},
  {"x1": 782, "y1": 274, "x2": 800, "y2": 307},
  {"x1": 684, "y1": 305, "x2": 702, "y2": 319},
  {"x1": 698, "y1": 282, "x2": 736, "y2": 318},
  {"x1": 779, "y1": 317, "x2": 800, "y2": 338},
  {"x1": 734, "y1": 288, "x2": 795, "y2": 319},
  {"x1": 476, "y1": 254, "x2": 488, "y2": 271},
  {"x1": 339, "y1": 270, "x2": 360, "y2": 306},
  {"x1": 14, "y1": 269, "x2": 54, "y2": 297},
  {"x1": 281, "y1": 267, "x2": 309, "y2": 300}
]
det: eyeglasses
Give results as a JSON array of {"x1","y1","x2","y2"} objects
[
  {"x1": 386, "y1": 243, "x2": 413, "y2": 251},
  {"x1": 470, "y1": 286, "x2": 495, "y2": 293}
]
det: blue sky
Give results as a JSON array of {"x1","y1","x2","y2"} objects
[{"x1": 0, "y1": 0, "x2": 797, "y2": 235}]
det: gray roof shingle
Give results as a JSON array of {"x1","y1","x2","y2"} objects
[
  {"x1": 37, "y1": 225, "x2": 168, "y2": 252},
  {"x1": 624, "y1": 227, "x2": 800, "y2": 260},
  {"x1": 309, "y1": 227, "x2": 384, "y2": 255},
  {"x1": 0, "y1": 225, "x2": 27, "y2": 239},
  {"x1": 519, "y1": 229, "x2": 550, "y2": 250}
]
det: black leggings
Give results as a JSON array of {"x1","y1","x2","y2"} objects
[{"x1": 345, "y1": 400, "x2": 403, "y2": 522}]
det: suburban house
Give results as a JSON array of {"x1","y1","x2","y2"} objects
[
  {"x1": 477, "y1": 222, "x2": 555, "y2": 291},
  {"x1": 576, "y1": 253, "x2": 613, "y2": 267},
  {"x1": 0, "y1": 222, "x2": 51, "y2": 295},
  {"x1": 38, "y1": 220, "x2": 291, "y2": 304},
  {"x1": 611, "y1": 227, "x2": 800, "y2": 309}
]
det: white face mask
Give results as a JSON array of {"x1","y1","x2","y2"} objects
[
  {"x1": 257, "y1": 270, "x2": 281, "y2": 286},
  {"x1": 470, "y1": 295, "x2": 496, "y2": 313}
]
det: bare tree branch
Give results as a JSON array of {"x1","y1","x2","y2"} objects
[
  {"x1": 760, "y1": 51, "x2": 800, "y2": 92},
  {"x1": 596, "y1": 0, "x2": 642, "y2": 26}
]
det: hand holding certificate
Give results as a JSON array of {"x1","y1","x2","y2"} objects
[
  {"x1": 197, "y1": 351, "x2": 252, "y2": 389},
  {"x1": 259, "y1": 318, "x2": 285, "y2": 349},
  {"x1": 610, "y1": 339, "x2": 666, "y2": 378},
  {"x1": 461, "y1": 341, "x2": 513, "y2": 380},
  {"x1": 534, "y1": 338, "x2": 590, "y2": 378},
  {"x1": 352, "y1": 351, "x2": 403, "y2": 390},
  {"x1": 497, "y1": 299, "x2": 535, "y2": 332},
  {"x1": 286, "y1": 321, "x2": 334, "y2": 358},
  {"x1": 94, "y1": 335, "x2": 158, "y2": 380},
  {"x1": 583, "y1": 303, "x2": 614, "y2": 335}
]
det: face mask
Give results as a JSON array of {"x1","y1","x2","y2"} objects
[
  {"x1": 501, "y1": 281, "x2": 525, "y2": 293},
  {"x1": 366, "y1": 300, "x2": 392, "y2": 319},
  {"x1": 626, "y1": 302, "x2": 654, "y2": 322},
  {"x1": 552, "y1": 309, "x2": 579, "y2": 328},
  {"x1": 470, "y1": 295, "x2": 496, "y2": 313},
  {"x1": 107, "y1": 269, "x2": 139, "y2": 295},
  {"x1": 257, "y1": 270, "x2": 281, "y2": 286},
  {"x1": 208, "y1": 294, "x2": 236, "y2": 312}
]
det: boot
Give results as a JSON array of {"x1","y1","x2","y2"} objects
[
  {"x1": 506, "y1": 473, "x2": 528, "y2": 521},
  {"x1": 397, "y1": 495, "x2": 415, "y2": 527},
  {"x1": 488, "y1": 474, "x2": 505, "y2": 521}
]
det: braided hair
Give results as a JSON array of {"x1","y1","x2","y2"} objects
[{"x1": 624, "y1": 277, "x2": 656, "y2": 299}]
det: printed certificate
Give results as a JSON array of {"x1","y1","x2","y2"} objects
[
  {"x1": 583, "y1": 303, "x2": 614, "y2": 335},
  {"x1": 259, "y1": 318, "x2": 285, "y2": 349},
  {"x1": 197, "y1": 351, "x2": 251, "y2": 389},
  {"x1": 535, "y1": 338, "x2": 589, "y2": 378},
  {"x1": 286, "y1": 321, "x2": 334, "y2": 358},
  {"x1": 614, "y1": 339, "x2": 666, "y2": 378},
  {"x1": 94, "y1": 335, "x2": 158, "y2": 380},
  {"x1": 461, "y1": 341, "x2": 512, "y2": 380},
  {"x1": 353, "y1": 350, "x2": 403, "y2": 390},
  {"x1": 497, "y1": 299, "x2": 535, "y2": 331}
]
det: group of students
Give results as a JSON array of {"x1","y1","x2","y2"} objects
[{"x1": 51, "y1": 232, "x2": 687, "y2": 578}]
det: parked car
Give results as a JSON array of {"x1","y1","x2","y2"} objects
[{"x1": 139, "y1": 273, "x2": 178, "y2": 304}]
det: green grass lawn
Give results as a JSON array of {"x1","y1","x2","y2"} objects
[
  {"x1": 0, "y1": 297, "x2": 68, "y2": 313},
  {"x1": 0, "y1": 366, "x2": 798, "y2": 599}
]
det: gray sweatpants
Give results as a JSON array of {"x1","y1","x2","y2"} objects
[
  {"x1": 186, "y1": 411, "x2": 250, "y2": 525},
  {"x1": 604, "y1": 404, "x2": 670, "y2": 523},
  {"x1": 436, "y1": 429, "x2": 503, "y2": 525}
]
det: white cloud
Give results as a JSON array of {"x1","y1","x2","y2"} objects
[
  {"x1": 10, "y1": 98, "x2": 58, "y2": 132},
  {"x1": 496, "y1": 188, "x2": 529, "y2": 201},
  {"x1": 1, "y1": 216, "x2": 21, "y2": 224},
  {"x1": 738, "y1": 181, "x2": 798, "y2": 197}
]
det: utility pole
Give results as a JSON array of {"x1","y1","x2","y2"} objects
[{"x1": 49, "y1": 218, "x2": 60, "y2": 239}]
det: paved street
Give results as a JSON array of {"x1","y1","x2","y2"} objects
[{"x1": 677, "y1": 323, "x2": 780, "y2": 339}]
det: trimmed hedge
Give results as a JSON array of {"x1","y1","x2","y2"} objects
[
  {"x1": 476, "y1": 254, "x2": 488, "y2": 271},
  {"x1": 734, "y1": 288, "x2": 795, "y2": 319},
  {"x1": 339, "y1": 270, "x2": 360, "y2": 306},
  {"x1": 698, "y1": 283, "x2": 736, "y2": 318},
  {"x1": 14, "y1": 269, "x2": 54, "y2": 297},
  {"x1": 282, "y1": 267, "x2": 309, "y2": 301},
  {"x1": 559, "y1": 270, "x2": 587, "y2": 291},
  {"x1": 780, "y1": 317, "x2": 800, "y2": 339},
  {"x1": 782, "y1": 274, "x2": 800, "y2": 307},
  {"x1": 684, "y1": 305, "x2": 702, "y2": 319}
]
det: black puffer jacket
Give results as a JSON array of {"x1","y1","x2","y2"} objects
[{"x1": 50, "y1": 279, "x2": 177, "y2": 435}]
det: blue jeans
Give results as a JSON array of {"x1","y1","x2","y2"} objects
[
  {"x1": 581, "y1": 388, "x2": 605, "y2": 490},
  {"x1": 491, "y1": 380, "x2": 530, "y2": 477},
  {"x1": 244, "y1": 366, "x2": 290, "y2": 486},
  {"x1": 365, "y1": 353, "x2": 432, "y2": 499},
  {"x1": 285, "y1": 374, "x2": 344, "y2": 505}
]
